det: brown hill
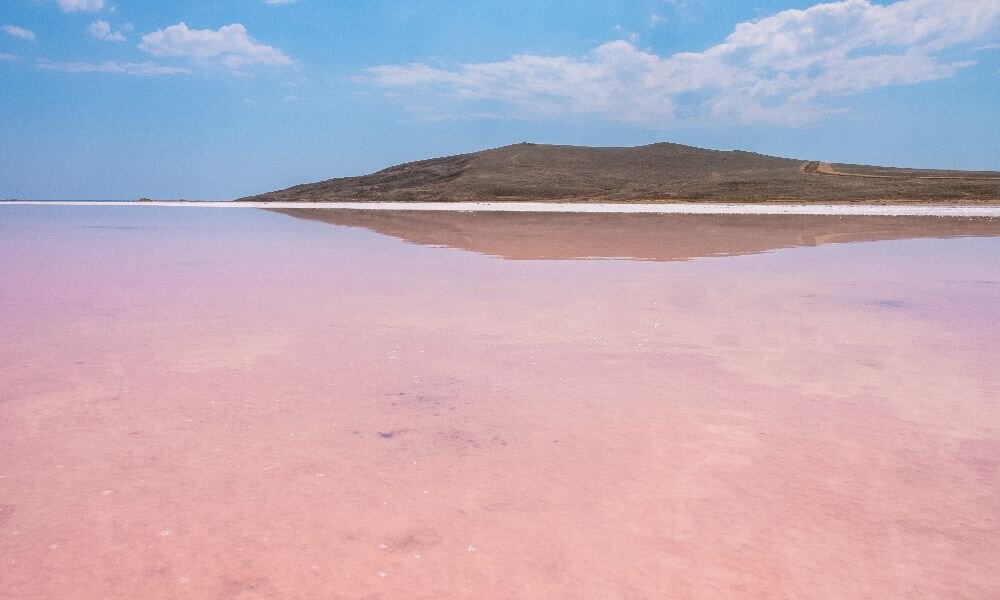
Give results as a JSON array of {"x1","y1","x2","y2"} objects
[{"x1": 243, "y1": 142, "x2": 1000, "y2": 204}]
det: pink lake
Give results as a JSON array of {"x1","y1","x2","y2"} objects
[{"x1": 1, "y1": 207, "x2": 999, "y2": 599}]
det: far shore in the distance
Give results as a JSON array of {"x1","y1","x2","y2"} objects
[{"x1": 4, "y1": 200, "x2": 1000, "y2": 218}]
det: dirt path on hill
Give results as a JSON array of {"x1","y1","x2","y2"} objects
[{"x1": 801, "y1": 161, "x2": 1000, "y2": 181}]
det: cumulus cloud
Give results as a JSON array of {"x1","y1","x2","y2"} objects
[
  {"x1": 87, "y1": 20, "x2": 125, "y2": 42},
  {"x1": 2, "y1": 25, "x2": 36, "y2": 42},
  {"x1": 139, "y1": 23, "x2": 292, "y2": 70},
  {"x1": 56, "y1": 0, "x2": 104, "y2": 13},
  {"x1": 37, "y1": 58, "x2": 192, "y2": 76},
  {"x1": 363, "y1": 0, "x2": 1000, "y2": 126}
]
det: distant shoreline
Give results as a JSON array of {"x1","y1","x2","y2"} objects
[{"x1": 3, "y1": 200, "x2": 1000, "y2": 217}]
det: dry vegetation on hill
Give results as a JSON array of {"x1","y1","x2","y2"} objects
[{"x1": 243, "y1": 142, "x2": 1000, "y2": 204}]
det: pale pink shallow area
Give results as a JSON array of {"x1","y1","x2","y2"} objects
[{"x1": 1, "y1": 207, "x2": 999, "y2": 599}]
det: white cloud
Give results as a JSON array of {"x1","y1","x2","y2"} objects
[
  {"x1": 139, "y1": 23, "x2": 292, "y2": 70},
  {"x1": 612, "y1": 25, "x2": 640, "y2": 43},
  {"x1": 37, "y1": 58, "x2": 192, "y2": 76},
  {"x1": 0, "y1": 52, "x2": 18, "y2": 61},
  {"x1": 87, "y1": 20, "x2": 125, "y2": 42},
  {"x1": 363, "y1": 0, "x2": 1000, "y2": 126},
  {"x1": 266, "y1": 0, "x2": 301, "y2": 4},
  {"x1": 56, "y1": 0, "x2": 104, "y2": 13},
  {"x1": 2, "y1": 25, "x2": 36, "y2": 42}
]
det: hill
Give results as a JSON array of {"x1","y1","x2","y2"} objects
[{"x1": 242, "y1": 142, "x2": 1000, "y2": 204}]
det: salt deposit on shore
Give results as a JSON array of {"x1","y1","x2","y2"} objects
[{"x1": 4, "y1": 200, "x2": 1000, "y2": 217}]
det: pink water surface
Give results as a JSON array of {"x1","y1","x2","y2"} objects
[{"x1": 1, "y1": 207, "x2": 999, "y2": 599}]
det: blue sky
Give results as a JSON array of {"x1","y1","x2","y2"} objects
[{"x1": 1, "y1": 0, "x2": 998, "y2": 200}]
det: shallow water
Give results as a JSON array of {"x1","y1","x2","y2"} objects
[{"x1": 1, "y1": 207, "x2": 999, "y2": 599}]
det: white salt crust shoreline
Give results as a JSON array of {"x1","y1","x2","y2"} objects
[{"x1": 3, "y1": 201, "x2": 1000, "y2": 218}]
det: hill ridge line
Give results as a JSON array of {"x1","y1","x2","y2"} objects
[{"x1": 241, "y1": 142, "x2": 1000, "y2": 204}]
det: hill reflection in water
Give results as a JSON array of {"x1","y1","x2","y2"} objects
[{"x1": 272, "y1": 209, "x2": 1000, "y2": 261}]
